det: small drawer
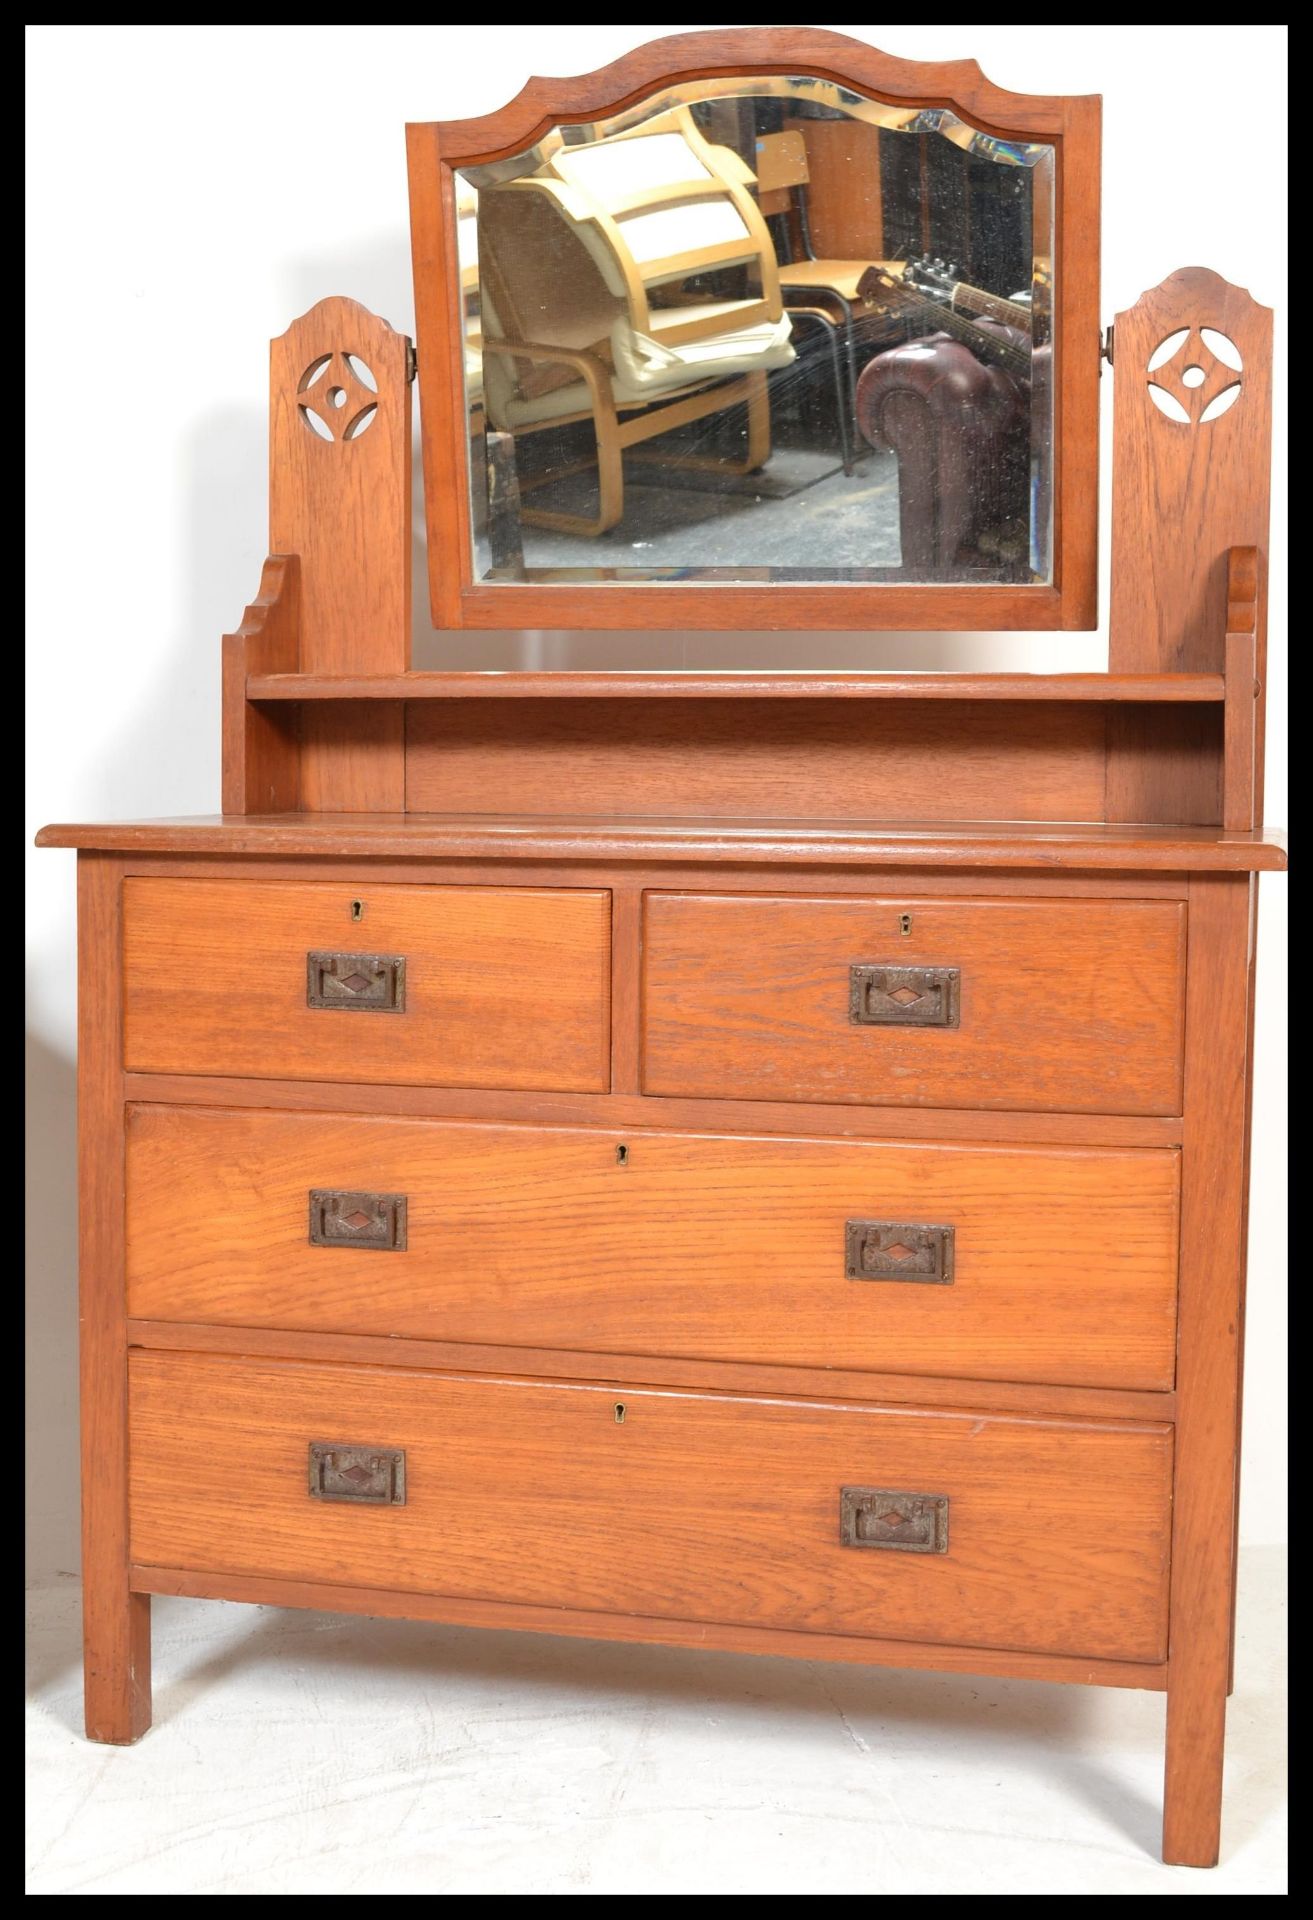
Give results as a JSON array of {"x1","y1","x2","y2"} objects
[
  {"x1": 642, "y1": 892, "x2": 1186, "y2": 1116},
  {"x1": 122, "y1": 877, "x2": 611, "y2": 1092},
  {"x1": 129, "y1": 1351, "x2": 1172, "y2": 1664},
  {"x1": 127, "y1": 1105, "x2": 1181, "y2": 1390}
]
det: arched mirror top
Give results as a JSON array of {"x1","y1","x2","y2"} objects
[{"x1": 408, "y1": 29, "x2": 1101, "y2": 631}]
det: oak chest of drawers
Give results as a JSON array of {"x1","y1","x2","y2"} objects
[
  {"x1": 114, "y1": 866, "x2": 1181, "y2": 1679},
  {"x1": 37, "y1": 28, "x2": 1287, "y2": 1872},
  {"x1": 38, "y1": 826, "x2": 1283, "y2": 1868}
]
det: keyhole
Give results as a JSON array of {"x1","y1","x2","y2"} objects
[
  {"x1": 899, "y1": 913, "x2": 912, "y2": 937},
  {"x1": 351, "y1": 899, "x2": 365, "y2": 922},
  {"x1": 614, "y1": 1403, "x2": 626, "y2": 1424},
  {"x1": 616, "y1": 1143, "x2": 629, "y2": 1165}
]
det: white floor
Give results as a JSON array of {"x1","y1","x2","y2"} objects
[{"x1": 26, "y1": 1549, "x2": 1286, "y2": 1895}]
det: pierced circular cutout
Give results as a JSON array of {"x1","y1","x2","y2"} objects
[
  {"x1": 1144, "y1": 328, "x2": 1244, "y2": 425},
  {"x1": 1200, "y1": 328, "x2": 1243, "y2": 371},
  {"x1": 1147, "y1": 384, "x2": 1191, "y2": 424},
  {"x1": 295, "y1": 352, "x2": 381, "y2": 441},
  {"x1": 1147, "y1": 328, "x2": 1190, "y2": 372},
  {"x1": 1199, "y1": 385, "x2": 1242, "y2": 423}
]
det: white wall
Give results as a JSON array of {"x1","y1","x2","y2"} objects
[{"x1": 26, "y1": 25, "x2": 1287, "y2": 1576}]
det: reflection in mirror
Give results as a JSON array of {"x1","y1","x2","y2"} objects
[{"x1": 456, "y1": 77, "x2": 1053, "y2": 587}]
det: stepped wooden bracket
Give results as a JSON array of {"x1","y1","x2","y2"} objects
[
  {"x1": 221, "y1": 554, "x2": 300, "y2": 814},
  {"x1": 1223, "y1": 547, "x2": 1259, "y2": 832}
]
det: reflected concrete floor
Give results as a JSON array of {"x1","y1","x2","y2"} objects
[
  {"x1": 514, "y1": 445, "x2": 904, "y2": 574},
  {"x1": 26, "y1": 1548, "x2": 1285, "y2": 1894}
]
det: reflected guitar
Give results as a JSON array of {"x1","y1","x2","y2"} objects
[
  {"x1": 905, "y1": 256, "x2": 1033, "y2": 335},
  {"x1": 855, "y1": 267, "x2": 1033, "y2": 381}
]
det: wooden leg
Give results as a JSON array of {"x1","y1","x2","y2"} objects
[
  {"x1": 743, "y1": 370, "x2": 770, "y2": 471},
  {"x1": 78, "y1": 854, "x2": 152, "y2": 1744},
  {"x1": 84, "y1": 1588, "x2": 151, "y2": 1746},
  {"x1": 1162, "y1": 876, "x2": 1251, "y2": 1865},
  {"x1": 593, "y1": 399, "x2": 624, "y2": 533}
]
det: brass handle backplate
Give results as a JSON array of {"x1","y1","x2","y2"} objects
[
  {"x1": 849, "y1": 964, "x2": 960, "y2": 1028},
  {"x1": 309, "y1": 1443, "x2": 406, "y2": 1505},
  {"x1": 845, "y1": 1221, "x2": 954, "y2": 1285},
  {"x1": 307, "y1": 950, "x2": 406, "y2": 1012},
  {"x1": 309, "y1": 1189, "x2": 408, "y2": 1252},
  {"x1": 840, "y1": 1486, "x2": 949, "y2": 1554}
]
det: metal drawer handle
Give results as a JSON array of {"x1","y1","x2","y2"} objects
[
  {"x1": 849, "y1": 964, "x2": 960, "y2": 1028},
  {"x1": 307, "y1": 950, "x2": 406, "y2": 1012},
  {"x1": 309, "y1": 1443, "x2": 406, "y2": 1506},
  {"x1": 846, "y1": 1221, "x2": 954, "y2": 1285},
  {"x1": 309, "y1": 1189, "x2": 407, "y2": 1252},
  {"x1": 840, "y1": 1486, "x2": 949, "y2": 1554}
]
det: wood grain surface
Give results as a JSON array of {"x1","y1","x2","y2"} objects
[
  {"x1": 1109, "y1": 272, "x2": 1272, "y2": 679},
  {"x1": 405, "y1": 700, "x2": 1107, "y2": 824},
  {"x1": 131, "y1": 1564, "x2": 1168, "y2": 1693},
  {"x1": 77, "y1": 856, "x2": 152, "y2": 1742},
  {"x1": 127, "y1": 1320, "x2": 1172, "y2": 1424},
  {"x1": 125, "y1": 1106, "x2": 1180, "y2": 1389},
  {"x1": 243, "y1": 671, "x2": 1228, "y2": 704},
  {"x1": 122, "y1": 1072, "x2": 1182, "y2": 1149},
  {"x1": 220, "y1": 554, "x2": 300, "y2": 815},
  {"x1": 36, "y1": 816, "x2": 1288, "y2": 871},
  {"x1": 1163, "y1": 877, "x2": 1254, "y2": 1866},
  {"x1": 122, "y1": 877, "x2": 611, "y2": 1092},
  {"x1": 35, "y1": 810, "x2": 1289, "y2": 871},
  {"x1": 1223, "y1": 550, "x2": 1259, "y2": 833},
  {"x1": 269, "y1": 298, "x2": 411, "y2": 675},
  {"x1": 129, "y1": 1352, "x2": 1172, "y2": 1663},
  {"x1": 644, "y1": 892, "x2": 1187, "y2": 1115},
  {"x1": 1107, "y1": 271, "x2": 1274, "y2": 827},
  {"x1": 269, "y1": 298, "x2": 411, "y2": 810}
]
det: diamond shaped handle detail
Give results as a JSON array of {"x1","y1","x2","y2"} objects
[
  {"x1": 849, "y1": 965, "x2": 960, "y2": 1028},
  {"x1": 840, "y1": 1487, "x2": 949, "y2": 1554},
  {"x1": 845, "y1": 1221, "x2": 955, "y2": 1285},
  {"x1": 308, "y1": 1443, "x2": 406, "y2": 1505},
  {"x1": 306, "y1": 951, "x2": 406, "y2": 1012},
  {"x1": 309, "y1": 1190, "x2": 408, "y2": 1252}
]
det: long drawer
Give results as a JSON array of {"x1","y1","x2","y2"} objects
[
  {"x1": 642, "y1": 892, "x2": 1187, "y2": 1115},
  {"x1": 129, "y1": 1351, "x2": 1172, "y2": 1664},
  {"x1": 126, "y1": 1105, "x2": 1180, "y2": 1389},
  {"x1": 122, "y1": 877, "x2": 611, "y2": 1092}
]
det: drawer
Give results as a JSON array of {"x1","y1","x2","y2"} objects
[
  {"x1": 643, "y1": 892, "x2": 1186, "y2": 1116},
  {"x1": 129, "y1": 1351, "x2": 1172, "y2": 1664},
  {"x1": 122, "y1": 878, "x2": 611, "y2": 1091},
  {"x1": 127, "y1": 1105, "x2": 1181, "y2": 1390}
]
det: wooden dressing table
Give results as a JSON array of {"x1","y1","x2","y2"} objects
[{"x1": 38, "y1": 31, "x2": 1285, "y2": 1870}]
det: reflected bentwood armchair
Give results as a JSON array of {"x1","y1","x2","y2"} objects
[{"x1": 475, "y1": 107, "x2": 796, "y2": 535}]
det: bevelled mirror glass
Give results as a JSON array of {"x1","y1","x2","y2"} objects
[
  {"x1": 456, "y1": 81, "x2": 1051, "y2": 585},
  {"x1": 409, "y1": 33, "x2": 1099, "y2": 629}
]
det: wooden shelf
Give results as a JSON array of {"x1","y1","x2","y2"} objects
[
  {"x1": 36, "y1": 813, "x2": 1288, "y2": 872},
  {"x1": 243, "y1": 671, "x2": 1227, "y2": 704}
]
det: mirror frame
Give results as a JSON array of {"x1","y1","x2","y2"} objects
[{"x1": 407, "y1": 28, "x2": 1100, "y2": 632}]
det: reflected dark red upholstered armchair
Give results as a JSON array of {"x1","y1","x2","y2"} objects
[{"x1": 855, "y1": 332, "x2": 1038, "y2": 573}]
